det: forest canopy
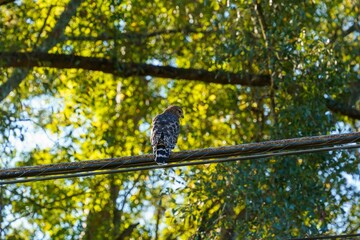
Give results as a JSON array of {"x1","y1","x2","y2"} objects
[{"x1": 0, "y1": 0, "x2": 359, "y2": 239}]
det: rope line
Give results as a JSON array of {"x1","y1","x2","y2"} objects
[
  {"x1": 1, "y1": 132, "x2": 360, "y2": 183},
  {"x1": 289, "y1": 232, "x2": 360, "y2": 240},
  {"x1": 1, "y1": 142, "x2": 359, "y2": 185},
  {"x1": 1, "y1": 133, "x2": 359, "y2": 184},
  {"x1": 1, "y1": 134, "x2": 360, "y2": 240}
]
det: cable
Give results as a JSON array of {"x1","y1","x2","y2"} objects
[
  {"x1": 1, "y1": 143, "x2": 359, "y2": 185},
  {"x1": 0, "y1": 134, "x2": 358, "y2": 240},
  {"x1": 289, "y1": 232, "x2": 360, "y2": 239},
  {"x1": 1, "y1": 132, "x2": 360, "y2": 181}
]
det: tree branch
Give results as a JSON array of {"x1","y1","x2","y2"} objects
[
  {"x1": 0, "y1": 52, "x2": 271, "y2": 86},
  {"x1": 326, "y1": 98, "x2": 360, "y2": 120},
  {"x1": 330, "y1": 22, "x2": 360, "y2": 43},
  {"x1": 115, "y1": 223, "x2": 139, "y2": 240},
  {"x1": 343, "y1": 22, "x2": 360, "y2": 38},
  {"x1": 0, "y1": 0, "x2": 14, "y2": 6},
  {"x1": 0, "y1": 0, "x2": 84, "y2": 102},
  {"x1": 64, "y1": 28, "x2": 212, "y2": 42}
]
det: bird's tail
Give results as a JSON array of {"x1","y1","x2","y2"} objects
[{"x1": 154, "y1": 145, "x2": 170, "y2": 165}]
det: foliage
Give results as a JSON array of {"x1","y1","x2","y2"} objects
[{"x1": 0, "y1": 0, "x2": 359, "y2": 239}]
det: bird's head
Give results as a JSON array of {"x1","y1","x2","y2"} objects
[{"x1": 165, "y1": 105, "x2": 184, "y2": 119}]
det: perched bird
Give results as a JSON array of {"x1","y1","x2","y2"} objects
[{"x1": 151, "y1": 105, "x2": 184, "y2": 165}]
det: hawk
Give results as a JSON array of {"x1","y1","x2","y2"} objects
[{"x1": 151, "y1": 105, "x2": 184, "y2": 165}]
